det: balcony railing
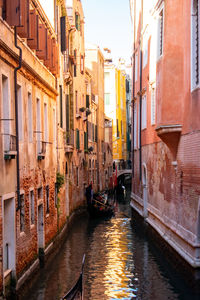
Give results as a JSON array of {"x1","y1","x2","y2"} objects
[
  {"x1": 3, "y1": 134, "x2": 17, "y2": 160},
  {"x1": 38, "y1": 141, "x2": 46, "y2": 160}
]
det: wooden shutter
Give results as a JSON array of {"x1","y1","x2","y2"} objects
[
  {"x1": 44, "y1": 34, "x2": 52, "y2": 68},
  {"x1": 6, "y1": 0, "x2": 21, "y2": 27},
  {"x1": 16, "y1": 0, "x2": 29, "y2": 38},
  {"x1": 27, "y1": 10, "x2": 38, "y2": 49},
  {"x1": 60, "y1": 16, "x2": 66, "y2": 52},
  {"x1": 75, "y1": 13, "x2": 78, "y2": 30},
  {"x1": 50, "y1": 38, "x2": 59, "y2": 75},
  {"x1": 36, "y1": 24, "x2": 47, "y2": 60},
  {"x1": 84, "y1": 132, "x2": 88, "y2": 151}
]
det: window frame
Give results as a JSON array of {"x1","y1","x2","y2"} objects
[{"x1": 191, "y1": 0, "x2": 200, "y2": 91}]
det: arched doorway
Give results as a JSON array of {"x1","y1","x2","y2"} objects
[{"x1": 142, "y1": 163, "x2": 148, "y2": 218}]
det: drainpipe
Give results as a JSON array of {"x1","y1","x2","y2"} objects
[
  {"x1": 132, "y1": 0, "x2": 136, "y2": 178},
  {"x1": 139, "y1": 0, "x2": 143, "y2": 181},
  {"x1": 14, "y1": 27, "x2": 22, "y2": 211}
]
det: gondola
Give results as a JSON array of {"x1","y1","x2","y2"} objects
[
  {"x1": 87, "y1": 191, "x2": 114, "y2": 218},
  {"x1": 61, "y1": 254, "x2": 85, "y2": 300}
]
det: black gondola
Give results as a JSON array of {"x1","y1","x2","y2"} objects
[
  {"x1": 87, "y1": 191, "x2": 114, "y2": 218},
  {"x1": 61, "y1": 254, "x2": 85, "y2": 300}
]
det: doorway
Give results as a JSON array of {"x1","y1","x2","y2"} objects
[
  {"x1": 38, "y1": 204, "x2": 44, "y2": 249},
  {"x1": 142, "y1": 164, "x2": 148, "y2": 218},
  {"x1": 3, "y1": 197, "x2": 16, "y2": 273}
]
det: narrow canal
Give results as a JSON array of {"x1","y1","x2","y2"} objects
[{"x1": 20, "y1": 189, "x2": 199, "y2": 300}]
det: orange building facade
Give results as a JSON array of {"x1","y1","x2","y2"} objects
[{"x1": 130, "y1": 0, "x2": 200, "y2": 271}]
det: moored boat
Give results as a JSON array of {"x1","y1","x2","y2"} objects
[
  {"x1": 87, "y1": 191, "x2": 114, "y2": 218},
  {"x1": 61, "y1": 255, "x2": 85, "y2": 300}
]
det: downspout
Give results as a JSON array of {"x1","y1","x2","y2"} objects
[
  {"x1": 139, "y1": 0, "x2": 143, "y2": 181},
  {"x1": 132, "y1": 0, "x2": 136, "y2": 178},
  {"x1": 14, "y1": 27, "x2": 22, "y2": 211}
]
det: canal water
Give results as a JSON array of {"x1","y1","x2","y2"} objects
[{"x1": 20, "y1": 189, "x2": 199, "y2": 300}]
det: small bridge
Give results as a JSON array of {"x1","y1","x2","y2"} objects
[{"x1": 117, "y1": 169, "x2": 132, "y2": 178}]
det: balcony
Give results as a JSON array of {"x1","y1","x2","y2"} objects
[
  {"x1": 37, "y1": 141, "x2": 46, "y2": 160},
  {"x1": 76, "y1": 112, "x2": 81, "y2": 119},
  {"x1": 86, "y1": 108, "x2": 91, "y2": 116},
  {"x1": 156, "y1": 124, "x2": 182, "y2": 160},
  {"x1": 65, "y1": 130, "x2": 74, "y2": 153},
  {"x1": 4, "y1": 134, "x2": 17, "y2": 160},
  {"x1": 64, "y1": 71, "x2": 72, "y2": 85}
]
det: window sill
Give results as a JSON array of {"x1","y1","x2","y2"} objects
[{"x1": 191, "y1": 84, "x2": 200, "y2": 94}]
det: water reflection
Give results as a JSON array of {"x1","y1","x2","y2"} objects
[{"x1": 20, "y1": 190, "x2": 199, "y2": 300}]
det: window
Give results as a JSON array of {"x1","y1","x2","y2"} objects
[
  {"x1": 76, "y1": 91, "x2": 78, "y2": 114},
  {"x1": 143, "y1": 34, "x2": 148, "y2": 68},
  {"x1": 138, "y1": 103, "x2": 140, "y2": 149},
  {"x1": 142, "y1": 94, "x2": 147, "y2": 130},
  {"x1": 2, "y1": 75, "x2": 10, "y2": 151},
  {"x1": 75, "y1": 13, "x2": 80, "y2": 31},
  {"x1": 191, "y1": 0, "x2": 200, "y2": 89},
  {"x1": 116, "y1": 119, "x2": 119, "y2": 137},
  {"x1": 44, "y1": 103, "x2": 48, "y2": 142},
  {"x1": 151, "y1": 88, "x2": 156, "y2": 125},
  {"x1": 135, "y1": 53, "x2": 138, "y2": 81},
  {"x1": 86, "y1": 95, "x2": 89, "y2": 108},
  {"x1": 74, "y1": 49, "x2": 77, "y2": 77},
  {"x1": 66, "y1": 95, "x2": 69, "y2": 132},
  {"x1": 37, "y1": 98, "x2": 41, "y2": 153},
  {"x1": 76, "y1": 167, "x2": 79, "y2": 186},
  {"x1": 17, "y1": 85, "x2": 23, "y2": 141},
  {"x1": 53, "y1": 108, "x2": 56, "y2": 144},
  {"x1": 38, "y1": 187, "x2": 43, "y2": 200},
  {"x1": 105, "y1": 93, "x2": 110, "y2": 105},
  {"x1": 46, "y1": 185, "x2": 49, "y2": 214},
  {"x1": 20, "y1": 194, "x2": 25, "y2": 232},
  {"x1": 28, "y1": 93, "x2": 33, "y2": 142},
  {"x1": 80, "y1": 55, "x2": 84, "y2": 74},
  {"x1": 76, "y1": 129, "x2": 80, "y2": 149},
  {"x1": 59, "y1": 85, "x2": 63, "y2": 128},
  {"x1": 30, "y1": 190, "x2": 35, "y2": 225},
  {"x1": 121, "y1": 120, "x2": 123, "y2": 138},
  {"x1": 157, "y1": 8, "x2": 164, "y2": 59},
  {"x1": 84, "y1": 132, "x2": 88, "y2": 151},
  {"x1": 54, "y1": 183, "x2": 58, "y2": 207}
]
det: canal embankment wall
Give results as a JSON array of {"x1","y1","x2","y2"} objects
[{"x1": 15, "y1": 206, "x2": 87, "y2": 298}]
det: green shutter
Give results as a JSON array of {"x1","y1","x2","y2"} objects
[{"x1": 84, "y1": 132, "x2": 88, "y2": 151}]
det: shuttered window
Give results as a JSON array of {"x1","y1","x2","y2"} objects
[
  {"x1": 95, "y1": 125, "x2": 98, "y2": 142},
  {"x1": 116, "y1": 119, "x2": 119, "y2": 137},
  {"x1": 191, "y1": 0, "x2": 200, "y2": 89},
  {"x1": 66, "y1": 95, "x2": 70, "y2": 132},
  {"x1": 157, "y1": 8, "x2": 164, "y2": 59},
  {"x1": 86, "y1": 95, "x2": 90, "y2": 108},
  {"x1": 27, "y1": 10, "x2": 38, "y2": 50},
  {"x1": 84, "y1": 132, "x2": 88, "y2": 151},
  {"x1": 142, "y1": 94, "x2": 147, "y2": 130},
  {"x1": 60, "y1": 16, "x2": 66, "y2": 52},
  {"x1": 16, "y1": 0, "x2": 29, "y2": 38},
  {"x1": 76, "y1": 129, "x2": 80, "y2": 149},
  {"x1": 75, "y1": 13, "x2": 80, "y2": 31},
  {"x1": 151, "y1": 88, "x2": 156, "y2": 125},
  {"x1": 36, "y1": 24, "x2": 48, "y2": 60},
  {"x1": 59, "y1": 85, "x2": 63, "y2": 128}
]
